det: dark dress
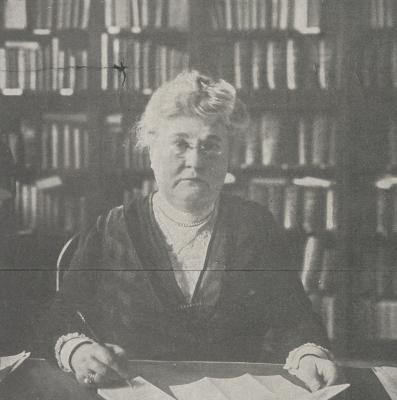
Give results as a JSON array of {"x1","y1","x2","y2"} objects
[{"x1": 41, "y1": 192, "x2": 329, "y2": 363}]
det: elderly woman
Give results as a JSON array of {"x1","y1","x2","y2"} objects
[{"x1": 45, "y1": 71, "x2": 339, "y2": 390}]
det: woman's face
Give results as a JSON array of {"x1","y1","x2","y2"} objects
[{"x1": 149, "y1": 116, "x2": 229, "y2": 213}]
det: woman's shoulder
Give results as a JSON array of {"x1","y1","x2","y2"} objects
[{"x1": 220, "y1": 193, "x2": 277, "y2": 226}]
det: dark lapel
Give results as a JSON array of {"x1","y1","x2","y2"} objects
[{"x1": 124, "y1": 192, "x2": 237, "y2": 312}]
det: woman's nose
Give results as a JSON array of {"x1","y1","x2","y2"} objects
[{"x1": 184, "y1": 147, "x2": 204, "y2": 169}]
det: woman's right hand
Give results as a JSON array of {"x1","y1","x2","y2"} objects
[{"x1": 70, "y1": 342, "x2": 129, "y2": 387}]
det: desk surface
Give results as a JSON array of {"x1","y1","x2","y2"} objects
[{"x1": 0, "y1": 359, "x2": 391, "y2": 400}]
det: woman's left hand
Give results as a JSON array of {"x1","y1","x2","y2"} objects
[{"x1": 290, "y1": 355, "x2": 340, "y2": 392}]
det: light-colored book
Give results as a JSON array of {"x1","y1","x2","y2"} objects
[{"x1": 4, "y1": 0, "x2": 27, "y2": 29}]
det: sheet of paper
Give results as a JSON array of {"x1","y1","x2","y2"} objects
[
  {"x1": 252, "y1": 374, "x2": 309, "y2": 399},
  {"x1": 171, "y1": 373, "x2": 349, "y2": 400},
  {"x1": 373, "y1": 366, "x2": 397, "y2": 400},
  {"x1": 296, "y1": 384, "x2": 350, "y2": 400},
  {"x1": 210, "y1": 374, "x2": 277, "y2": 400},
  {"x1": 0, "y1": 351, "x2": 30, "y2": 383},
  {"x1": 254, "y1": 374, "x2": 349, "y2": 400},
  {"x1": 98, "y1": 376, "x2": 174, "y2": 400},
  {"x1": 171, "y1": 377, "x2": 228, "y2": 400}
]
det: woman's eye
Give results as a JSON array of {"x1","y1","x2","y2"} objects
[
  {"x1": 202, "y1": 142, "x2": 221, "y2": 153},
  {"x1": 173, "y1": 140, "x2": 189, "y2": 152}
]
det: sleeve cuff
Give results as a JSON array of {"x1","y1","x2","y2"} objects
[
  {"x1": 283, "y1": 343, "x2": 333, "y2": 371},
  {"x1": 55, "y1": 333, "x2": 93, "y2": 372}
]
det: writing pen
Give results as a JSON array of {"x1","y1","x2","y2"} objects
[
  {"x1": 76, "y1": 310, "x2": 102, "y2": 345},
  {"x1": 76, "y1": 310, "x2": 134, "y2": 388}
]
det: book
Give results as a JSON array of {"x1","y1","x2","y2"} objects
[
  {"x1": 318, "y1": 39, "x2": 335, "y2": 89},
  {"x1": 234, "y1": 40, "x2": 251, "y2": 91},
  {"x1": 266, "y1": 40, "x2": 286, "y2": 89},
  {"x1": 4, "y1": 0, "x2": 27, "y2": 29},
  {"x1": 311, "y1": 115, "x2": 328, "y2": 166},
  {"x1": 283, "y1": 184, "x2": 301, "y2": 230},
  {"x1": 258, "y1": 0, "x2": 269, "y2": 29},
  {"x1": 248, "y1": 177, "x2": 286, "y2": 224},
  {"x1": 301, "y1": 236, "x2": 323, "y2": 292},
  {"x1": 244, "y1": 118, "x2": 260, "y2": 166},
  {"x1": 104, "y1": 114, "x2": 124, "y2": 172},
  {"x1": 301, "y1": 186, "x2": 326, "y2": 233},
  {"x1": 392, "y1": 39, "x2": 397, "y2": 89},
  {"x1": 294, "y1": 0, "x2": 321, "y2": 33},
  {"x1": 251, "y1": 41, "x2": 265, "y2": 91},
  {"x1": 260, "y1": 113, "x2": 280, "y2": 165},
  {"x1": 297, "y1": 117, "x2": 310, "y2": 166},
  {"x1": 286, "y1": 39, "x2": 299, "y2": 90},
  {"x1": 325, "y1": 187, "x2": 338, "y2": 231},
  {"x1": 376, "y1": 188, "x2": 391, "y2": 236},
  {"x1": 319, "y1": 247, "x2": 343, "y2": 293}
]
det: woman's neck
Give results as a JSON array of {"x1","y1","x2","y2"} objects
[{"x1": 154, "y1": 191, "x2": 216, "y2": 227}]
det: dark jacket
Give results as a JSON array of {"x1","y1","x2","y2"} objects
[{"x1": 42, "y1": 193, "x2": 328, "y2": 362}]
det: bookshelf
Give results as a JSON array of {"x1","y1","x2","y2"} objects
[
  {"x1": 0, "y1": 0, "x2": 395, "y2": 361},
  {"x1": 344, "y1": 0, "x2": 397, "y2": 361}
]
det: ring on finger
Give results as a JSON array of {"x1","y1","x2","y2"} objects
[{"x1": 83, "y1": 371, "x2": 96, "y2": 385}]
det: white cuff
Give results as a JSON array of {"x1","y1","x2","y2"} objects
[
  {"x1": 55, "y1": 333, "x2": 93, "y2": 372},
  {"x1": 283, "y1": 343, "x2": 333, "y2": 371}
]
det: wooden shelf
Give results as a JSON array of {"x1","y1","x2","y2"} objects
[
  {"x1": 206, "y1": 29, "x2": 328, "y2": 40},
  {"x1": 106, "y1": 28, "x2": 189, "y2": 45},
  {"x1": 232, "y1": 165, "x2": 337, "y2": 180},
  {"x1": 2, "y1": 0, "x2": 397, "y2": 362}
]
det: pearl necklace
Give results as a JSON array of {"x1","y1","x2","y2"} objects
[{"x1": 155, "y1": 197, "x2": 215, "y2": 228}]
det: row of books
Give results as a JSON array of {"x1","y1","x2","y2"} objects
[
  {"x1": 102, "y1": 112, "x2": 338, "y2": 173},
  {"x1": 2, "y1": 0, "x2": 91, "y2": 31},
  {"x1": 356, "y1": 244, "x2": 397, "y2": 299},
  {"x1": 359, "y1": 36, "x2": 397, "y2": 89},
  {"x1": 359, "y1": 182, "x2": 397, "y2": 237},
  {"x1": 104, "y1": 114, "x2": 151, "y2": 173},
  {"x1": 354, "y1": 299, "x2": 397, "y2": 340},
  {"x1": 14, "y1": 181, "x2": 89, "y2": 234},
  {"x1": 248, "y1": 177, "x2": 339, "y2": 233},
  {"x1": 101, "y1": 35, "x2": 189, "y2": 92},
  {"x1": 14, "y1": 180, "x2": 160, "y2": 234},
  {"x1": 40, "y1": 114, "x2": 91, "y2": 172},
  {"x1": 0, "y1": 39, "x2": 88, "y2": 93},
  {"x1": 236, "y1": 113, "x2": 338, "y2": 168},
  {"x1": 213, "y1": 37, "x2": 337, "y2": 92},
  {"x1": 364, "y1": 0, "x2": 397, "y2": 29},
  {"x1": 104, "y1": 0, "x2": 189, "y2": 32},
  {"x1": 3, "y1": 111, "x2": 339, "y2": 178},
  {"x1": 209, "y1": 0, "x2": 321, "y2": 33}
]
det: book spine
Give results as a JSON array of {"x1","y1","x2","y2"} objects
[
  {"x1": 284, "y1": 184, "x2": 301, "y2": 230},
  {"x1": 301, "y1": 236, "x2": 323, "y2": 292},
  {"x1": 101, "y1": 33, "x2": 108, "y2": 90},
  {"x1": 302, "y1": 186, "x2": 325, "y2": 233},
  {"x1": 63, "y1": 124, "x2": 71, "y2": 169},
  {"x1": 73, "y1": 126, "x2": 81, "y2": 169},
  {"x1": 51, "y1": 38, "x2": 59, "y2": 91},
  {"x1": 260, "y1": 113, "x2": 280, "y2": 165},
  {"x1": 50, "y1": 123, "x2": 59, "y2": 170},
  {"x1": 311, "y1": 115, "x2": 328, "y2": 166}
]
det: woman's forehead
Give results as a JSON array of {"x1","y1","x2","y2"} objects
[{"x1": 160, "y1": 116, "x2": 227, "y2": 140}]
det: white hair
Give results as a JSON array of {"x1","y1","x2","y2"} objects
[{"x1": 134, "y1": 70, "x2": 248, "y2": 149}]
